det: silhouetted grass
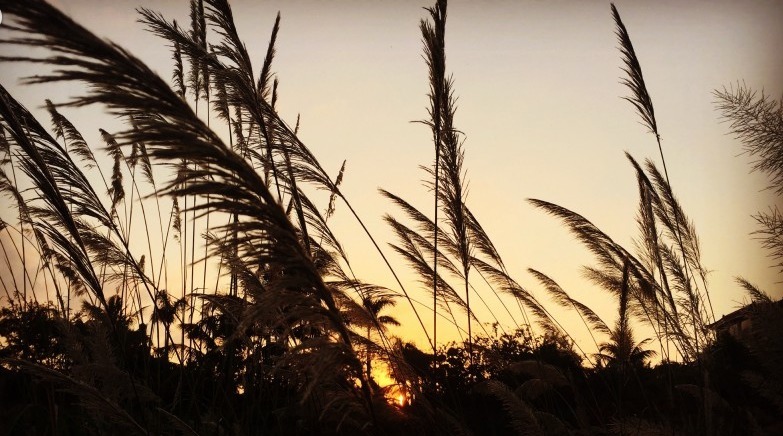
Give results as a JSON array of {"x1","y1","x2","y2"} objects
[{"x1": 0, "y1": 1, "x2": 780, "y2": 435}]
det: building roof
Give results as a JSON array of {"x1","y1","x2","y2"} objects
[{"x1": 707, "y1": 299, "x2": 783, "y2": 331}]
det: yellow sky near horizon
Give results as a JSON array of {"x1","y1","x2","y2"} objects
[{"x1": 1, "y1": 0, "x2": 781, "y2": 357}]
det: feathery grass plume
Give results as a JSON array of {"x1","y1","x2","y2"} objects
[
  {"x1": 628, "y1": 153, "x2": 680, "y2": 359},
  {"x1": 528, "y1": 268, "x2": 610, "y2": 340},
  {"x1": 382, "y1": 207, "x2": 461, "y2": 279},
  {"x1": 612, "y1": 3, "x2": 658, "y2": 140},
  {"x1": 146, "y1": 0, "x2": 283, "y2": 203},
  {"x1": 171, "y1": 197, "x2": 182, "y2": 242},
  {"x1": 528, "y1": 197, "x2": 701, "y2": 359},
  {"x1": 384, "y1": 0, "x2": 482, "y2": 363},
  {"x1": 271, "y1": 77, "x2": 279, "y2": 110},
  {"x1": 613, "y1": 4, "x2": 715, "y2": 330},
  {"x1": 715, "y1": 84, "x2": 783, "y2": 274},
  {"x1": 296, "y1": 189, "x2": 346, "y2": 261},
  {"x1": 187, "y1": 0, "x2": 204, "y2": 104},
  {"x1": 207, "y1": 0, "x2": 282, "y2": 196},
  {"x1": 385, "y1": 215, "x2": 470, "y2": 317},
  {"x1": 145, "y1": 1, "x2": 432, "y2": 347},
  {"x1": 380, "y1": 188, "x2": 457, "y2": 251},
  {"x1": 135, "y1": 140, "x2": 155, "y2": 189},
  {"x1": 45, "y1": 100, "x2": 98, "y2": 169},
  {"x1": 751, "y1": 207, "x2": 783, "y2": 274},
  {"x1": 528, "y1": 199, "x2": 629, "y2": 280},
  {"x1": 0, "y1": 85, "x2": 109, "y2": 311},
  {"x1": 171, "y1": 23, "x2": 187, "y2": 99},
  {"x1": 628, "y1": 153, "x2": 671, "y2": 294},
  {"x1": 115, "y1": 126, "x2": 159, "y2": 298},
  {"x1": 583, "y1": 264, "x2": 692, "y2": 362},
  {"x1": 258, "y1": 11, "x2": 281, "y2": 101},
  {"x1": 422, "y1": 168, "x2": 526, "y2": 326},
  {"x1": 279, "y1": 132, "x2": 312, "y2": 255},
  {"x1": 0, "y1": 0, "x2": 372, "y2": 413},
  {"x1": 253, "y1": 9, "x2": 283, "y2": 196},
  {"x1": 643, "y1": 160, "x2": 704, "y2": 278},
  {"x1": 7, "y1": 91, "x2": 158, "y2": 332},
  {"x1": 325, "y1": 160, "x2": 346, "y2": 221},
  {"x1": 381, "y1": 188, "x2": 472, "y2": 282},
  {"x1": 211, "y1": 72, "x2": 230, "y2": 122},
  {"x1": 465, "y1": 207, "x2": 506, "y2": 273},
  {"x1": 644, "y1": 157, "x2": 714, "y2": 336},
  {"x1": 383, "y1": 185, "x2": 521, "y2": 338},
  {"x1": 197, "y1": 0, "x2": 209, "y2": 102},
  {"x1": 383, "y1": 206, "x2": 508, "y2": 335},
  {"x1": 420, "y1": 0, "x2": 448, "y2": 358},
  {"x1": 100, "y1": 129, "x2": 126, "y2": 211},
  {"x1": 429, "y1": 2, "x2": 475, "y2": 361},
  {"x1": 714, "y1": 84, "x2": 783, "y2": 195},
  {"x1": 735, "y1": 276, "x2": 773, "y2": 304},
  {"x1": 470, "y1": 257, "x2": 556, "y2": 331}
]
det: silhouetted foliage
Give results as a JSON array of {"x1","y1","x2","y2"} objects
[{"x1": 0, "y1": 0, "x2": 779, "y2": 434}]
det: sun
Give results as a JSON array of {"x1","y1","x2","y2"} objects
[
  {"x1": 383, "y1": 384, "x2": 409, "y2": 407},
  {"x1": 372, "y1": 364, "x2": 409, "y2": 407}
]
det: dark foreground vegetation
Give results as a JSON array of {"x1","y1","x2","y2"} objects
[{"x1": 0, "y1": 0, "x2": 781, "y2": 434}]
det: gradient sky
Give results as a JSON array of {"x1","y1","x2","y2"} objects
[{"x1": 1, "y1": 0, "x2": 782, "y2": 354}]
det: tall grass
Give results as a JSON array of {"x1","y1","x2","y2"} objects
[
  {"x1": 0, "y1": 0, "x2": 777, "y2": 434},
  {"x1": 0, "y1": 0, "x2": 406, "y2": 429}
]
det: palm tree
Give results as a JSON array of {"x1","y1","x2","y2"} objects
[
  {"x1": 150, "y1": 289, "x2": 185, "y2": 359},
  {"x1": 597, "y1": 328, "x2": 656, "y2": 370},
  {"x1": 362, "y1": 295, "x2": 400, "y2": 382},
  {"x1": 596, "y1": 262, "x2": 656, "y2": 370},
  {"x1": 81, "y1": 295, "x2": 132, "y2": 333}
]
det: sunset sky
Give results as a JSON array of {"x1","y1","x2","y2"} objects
[{"x1": 2, "y1": 0, "x2": 782, "y2": 354}]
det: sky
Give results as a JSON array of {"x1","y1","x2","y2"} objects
[{"x1": 1, "y1": 0, "x2": 782, "y2": 355}]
